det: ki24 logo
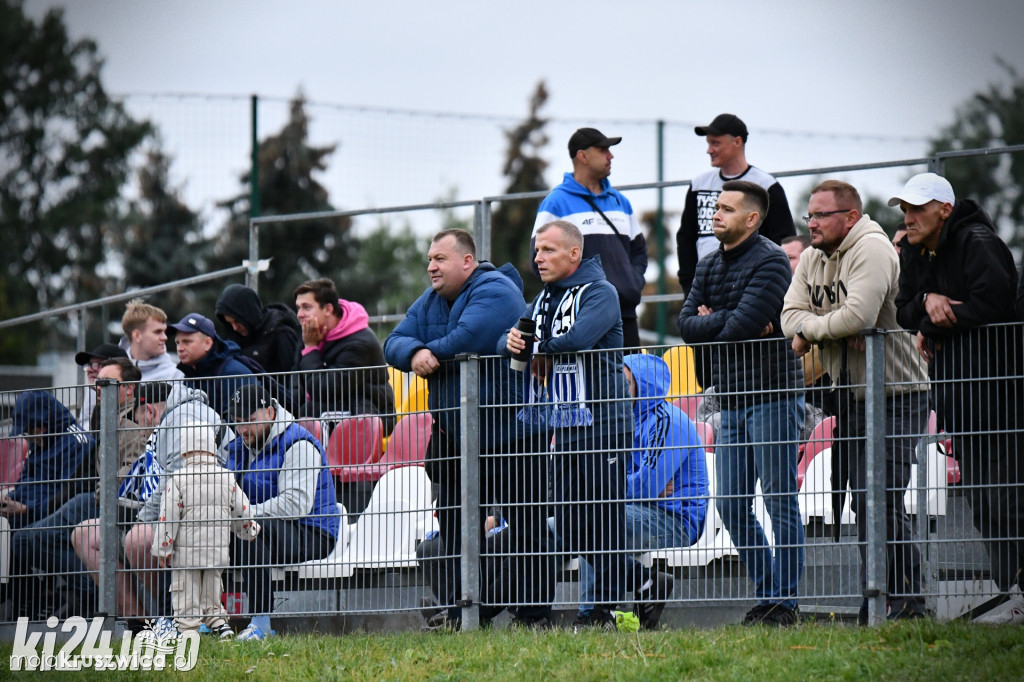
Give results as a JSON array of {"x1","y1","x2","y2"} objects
[{"x1": 8, "y1": 616, "x2": 200, "y2": 672}]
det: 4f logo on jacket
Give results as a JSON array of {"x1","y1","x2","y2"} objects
[{"x1": 807, "y1": 280, "x2": 848, "y2": 309}]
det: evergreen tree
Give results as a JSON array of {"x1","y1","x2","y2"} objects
[
  {"x1": 490, "y1": 81, "x2": 550, "y2": 300},
  {"x1": 928, "y1": 57, "x2": 1024, "y2": 250},
  {"x1": 210, "y1": 93, "x2": 354, "y2": 308},
  {"x1": 0, "y1": 0, "x2": 151, "y2": 362}
]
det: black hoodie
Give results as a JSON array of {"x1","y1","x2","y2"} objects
[{"x1": 215, "y1": 284, "x2": 302, "y2": 374}]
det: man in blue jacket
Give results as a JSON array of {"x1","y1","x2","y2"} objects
[
  {"x1": 170, "y1": 312, "x2": 259, "y2": 416},
  {"x1": 533, "y1": 128, "x2": 647, "y2": 348},
  {"x1": 678, "y1": 180, "x2": 805, "y2": 626},
  {"x1": 224, "y1": 385, "x2": 339, "y2": 640},
  {"x1": 505, "y1": 220, "x2": 674, "y2": 631},
  {"x1": 575, "y1": 353, "x2": 708, "y2": 622},
  {"x1": 385, "y1": 228, "x2": 554, "y2": 629},
  {"x1": 1, "y1": 391, "x2": 94, "y2": 530}
]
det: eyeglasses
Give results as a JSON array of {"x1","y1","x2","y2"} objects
[
  {"x1": 86, "y1": 361, "x2": 104, "y2": 370},
  {"x1": 802, "y1": 209, "x2": 852, "y2": 223}
]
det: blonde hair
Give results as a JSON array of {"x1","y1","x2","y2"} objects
[{"x1": 122, "y1": 298, "x2": 168, "y2": 337}]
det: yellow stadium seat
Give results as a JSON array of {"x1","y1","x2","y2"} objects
[{"x1": 663, "y1": 345, "x2": 702, "y2": 397}]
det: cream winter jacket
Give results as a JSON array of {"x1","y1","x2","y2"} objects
[
  {"x1": 781, "y1": 215, "x2": 929, "y2": 399},
  {"x1": 152, "y1": 452, "x2": 260, "y2": 568}
]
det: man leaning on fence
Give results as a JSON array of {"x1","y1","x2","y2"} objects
[
  {"x1": 892, "y1": 173, "x2": 1024, "y2": 626},
  {"x1": 782, "y1": 179, "x2": 931, "y2": 623},
  {"x1": 505, "y1": 219, "x2": 674, "y2": 632},
  {"x1": 678, "y1": 180, "x2": 805, "y2": 626},
  {"x1": 224, "y1": 385, "x2": 340, "y2": 641},
  {"x1": 385, "y1": 228, "x2": 555, "y2": 629}
]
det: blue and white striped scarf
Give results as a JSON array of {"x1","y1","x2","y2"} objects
[{"x1": 517, "y1": 283, "x2": 594, "y2": 427}]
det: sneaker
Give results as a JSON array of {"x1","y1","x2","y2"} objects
[
  {"x1": 572, "y1": 608, "x2": 616, "y2": 633},
  {"x1": 149, "y1": 616, "x2": 180, "y2": 640},
  {"x1": 743, "y1": 604, "x2": 771, "y2": 625},
  {"x1": 760, "y1": 604, "x2": 800, "y2": 627},
  {"x1": 633, "y1": 571, "x2": 674, "y2": 630},
  {"x1": 509, "y1": 612, "x2": 554, "y2": 631},
  {"x1": 213, "y1": 622, "x2": 235, "y2": 640},
  {"x1": 974, "y1": 593, "x2": 1024, "y2": 625},
  {"x1": 236, "y1": 624, "x2": 274, "y2": 641}
]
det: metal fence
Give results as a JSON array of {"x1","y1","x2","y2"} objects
[{"x1": 1, "y1": 326, "x2": 1021, "y2": 634}]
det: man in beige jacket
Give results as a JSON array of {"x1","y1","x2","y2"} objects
[{"x1": 781, "y1": 180, "x2": 931, "y2": 624}]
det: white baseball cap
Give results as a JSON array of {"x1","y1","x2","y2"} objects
[{"x1": 888, "y1": 173, "x2": 955, "y2": 207}]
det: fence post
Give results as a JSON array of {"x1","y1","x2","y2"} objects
[
  {"x1": 247, "y1": 94, "x2": 260, "y2": 292},
  {"x1": 96, "y1": 378, "x2": 121, "y2": 622},
  {"x1": 457, "y1": 353, "x2": 481, "y2": 631},
  {"x1": 863, "y1": 329, "x2": 887, "y2": 625},
  {"x1": 927, "y1": 154, "x2": 945, "y2": 175},
  {"x1": 476, "y1": 200, "x2": 491, "y2": 263},
  {"x1": 655, "y1": 119, "x2": 667, "y2": 345}
]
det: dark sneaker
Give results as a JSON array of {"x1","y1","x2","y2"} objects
[
  {"x1": 760, "y1": 604, "x2": 800, "y2": 627},
  {"x1": 213, "y1": 622, "x2": 235, "y2": 640},
  {"x1": 634, "y1": 571, "x2": 674, "y2": 630},
  {"x1": 888, "y1": 599, "x2": 927, "y2": 621},
  {"x1": 743, "y1": 604, "x2": 771, "y2": 625},
  {"x1": 572, "y1": 608, "x2": 616, "y2": 634}
]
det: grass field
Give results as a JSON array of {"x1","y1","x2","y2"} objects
[{"x1": 3, "y1": 620, "x2": 1021, "y2": 681}]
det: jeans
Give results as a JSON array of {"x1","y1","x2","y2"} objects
[
  {"x1": 577, "y1": 502, "x2": 699, "y2": 614},
  {"x1": 717, "y1": 397, "x2": 805, "y2": 609}
]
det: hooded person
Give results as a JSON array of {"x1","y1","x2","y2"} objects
[
  {"x1": 215, "y1": 284, "x2": 302, "y2": 375},
  {"x1": 573, "y1": 353, "x2": 709, "y2": 622},
  {"x1": 2, "y1": 391, "x2": 95, "y2": 529}
]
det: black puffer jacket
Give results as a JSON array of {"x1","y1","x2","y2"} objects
[
  {"x1": 678, "y1": 232, "x2": 803, "y2": 406},
  {"x1": 895, "y1": 199, "x2": 1023, "y2": 430},
  {"x1": 215, "y1": 284, "x2": 301, "y2": 374}
]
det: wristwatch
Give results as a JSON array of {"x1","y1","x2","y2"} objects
[{"x1": 921, "y1": 291, "x2": 929, "y2": 305}]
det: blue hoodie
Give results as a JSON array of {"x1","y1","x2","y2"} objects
[
  {"x1": 622, "y1": 354, "x2": 708, "y2": 534},
  {"x1": 8, "y1": 391, "x2": 95, "y2": 528}
]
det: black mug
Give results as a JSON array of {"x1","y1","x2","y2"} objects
[{"x1": 510, "y1": 318, "x2": 536, "y2": 372}]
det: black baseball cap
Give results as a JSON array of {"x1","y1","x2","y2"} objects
[
  {"x1": 694, "y1": 113, "x2": 748, "y2": 142},
  {"x1": 137, "y1": 381, "x2": 172, "y2": 406},
  {"x1": 75, "y1": 343, "x2": 127, "y2": 366},
  {"x1": 228, "y1": 384, "x2": 272, "y2": 420},
  {"x1": 568, "y1": 127, "x2": 622, "y2": 158}
]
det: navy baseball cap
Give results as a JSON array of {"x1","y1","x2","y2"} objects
[{"x1": 169, "y1": 313, "x2": 217, "y2": 338}]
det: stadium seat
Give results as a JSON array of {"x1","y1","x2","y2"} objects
[
  {"x1": 397, "y1": 376, "x2": 428, "y2": 416},
  {"x1": 296, "y1": 418, "x2": 323, "y2": 443},
  {"x1": 663, "y1": 345, "x2": 702, "y2": 397},
  {"x1": 797, "y1": 415, "x2": 835, "y2": 488},
  {"x1": 0, "y1": 437, "x2": 29, "y2": 487},
  {"x1": 337, "y1": 466, "x2": 438, "y2": 575},
  {"x1": 694, "y1": 420, "x2": 714, "y2": 454},
  {"x1": 797, "y1": 447, "x2": 855, "y2": 526},
  {"x1": 671, "y1": 396, "x2": 701, "y2": 421},
  {"x1": 904, "y1": 442, "x2": 949, "y2": 517},
  {"x1": 328, "y1": 416, "x2": 385, "y2": 483},
  {"x1": 340, "y1": 412, "x2": 432, "y2": 483},
  {"x1": 387, "y1": 366, "x2": 406, "y2": 413}
]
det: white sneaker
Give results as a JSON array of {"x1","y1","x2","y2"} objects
[{"x1": 974, "y1": 593, "x2": 1024, "y2": 625}]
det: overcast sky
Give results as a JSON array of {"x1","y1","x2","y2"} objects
[{"x1": 21, "y1": 0, "x2": 1024, "y2": 235}]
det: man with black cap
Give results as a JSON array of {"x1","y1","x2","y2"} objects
[
  {"x1": 533, "y1": 127, "x2": 647, "y2": 348},
  {"x1": 74, "y1": 342, "x2": 128, "y2": 427},
  {"x1": 169, "y1": 311, "x2": 259, "y2": 416},
  {"x1": 676, "y1": 113, "x2": 795, "y2": 298},
  {"x1": 892, "y1": 172, "x2": 1024, "y2": 625},
  {"x1": 222, "y1": 385, "x2": 339, "y2": 640}
]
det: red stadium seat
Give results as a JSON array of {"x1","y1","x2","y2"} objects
[
  {"x1": 0, "y1": 438, "x2": 29, "y2": 487},
  {"x1": 326, "y1": 416, "x2": 384, "y2": 482},
  {"x1": 797, "y1": 415, "x2": 835, "y2": 488},
  {"x1": 694, "y1": 420, "x2": 714, "y2": 454},
  {"x1": 339, "y1": 413, "x2": 432, "y2": 483}
]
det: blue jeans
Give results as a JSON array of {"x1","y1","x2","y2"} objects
[
  {"x1": 578, "y1": 502, "x2": 700, "y2": 615},
  {"x1": 9, "y1": 492, "x2": 100, "y2": 609},
  {"x1": 717, "y1": 397, "x2": 805, "y2": 609}
]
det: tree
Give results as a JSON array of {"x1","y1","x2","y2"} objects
[
  {"x1": 209, "y1": 93, "x2": 354, "y2": 308},
  {"x1": 929, "y1": 57, "x2": 1024, "y2": 251},
  {"x1": 339, "y1": 220, "x2": 429, "y2": 321},
  {"x1": 0, "y1": 0, "x2": 151, "y2": 362},
  {"x1": 490, "y1": 81, "x2": 550, "y2": 300},
  {"x1": 111, "y1": 143, "x2": 209, "y2": 314}
]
